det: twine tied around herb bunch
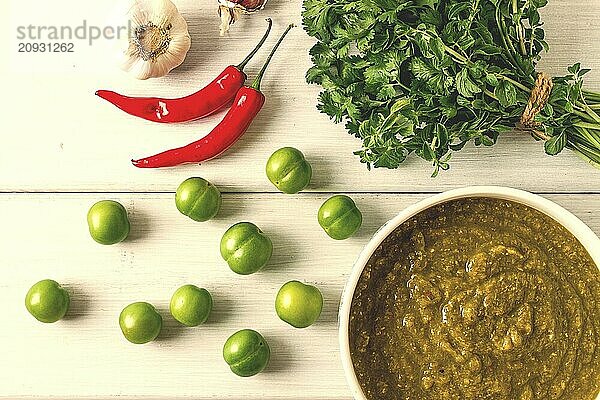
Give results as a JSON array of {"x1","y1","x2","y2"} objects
[
  {"x1": 518, "y1": 73, "x2": 554, "y2": 140},
  {"x1": 520, "y1": 72, "x2": 554, "y2": 128}
]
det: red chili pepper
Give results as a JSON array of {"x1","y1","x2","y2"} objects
[
  {"x1": 95, "y1": 19, "x2": 273, "y2": 124},
  {"x1": 132, "y1": 24, "x2": 294, "y2": 168}
]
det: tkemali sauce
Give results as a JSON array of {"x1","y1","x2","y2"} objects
[{"x1": 349, "y1": 198, "x2": 600, "y2": 400}]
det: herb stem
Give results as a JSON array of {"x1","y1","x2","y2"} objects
[
  {"x1": 392, "y1": 82, "x2": 411, "y2": 92},
  {"x1": 421, "y1": 28, "x2": 533, "y2": 96},
  {"x1": 574, "y1": 122, "x2": 600, "y2": 131},
  {"x1": 584, "y1": 126, "x2": 600, "y2": 147},
  {"x1": 531, "y1": 129, "x2": 551, "y2": 141},
  {"x1": 495, "y1": 7, "x2": 522, "y2": 73},
  {"x1": 437, "y1": 41, "x2": 467, "y2": 63},
  {"x1": 447, "y1": 50, "x2": 467, "y2": 65},
  {"x1": 459, "y1": 0, "x2": 481, "y2": 52},
  {"x1": 414, "y1": 29, "x2": 470, "y2": 66},
  {"x1": 589, "y1": 127, "x2": 600, "y2": 143},
  {"x1": 496, "y1": 74, "x2": 531, "y2": 93},
  {"x1": 569, "y1": 138, "x2": 600, "y2": 160},
  {"x1": 484, "y1": 89, "x2": 499, "y2": 101},
  {"x1": 425, "y1": 29, "x2": 534, "y2": 97},
  {"x1": 568, "y1": 143, "x2": 600, "y2": 169},
  {"x1": 574, "y1": 127, "x2": 600, "y2": 149},
  {"x1": 529, "y1": 27, "x2": 536, "y2": 56},
  {"x1": 576, "y1": 102, "x2": 600, "y2": 124},
  {"x1": 513, "y1": 0, "x2": 527, "y2": 56},
  {"x1": 583, "y1": 90, "x2": 600, "y2": 101},
  {"x1": 500, "y1": 18, "x2": 519, "y2": 59},
  {"x1": 572, "y1": 110, "x2": 597, "y2": 124}
]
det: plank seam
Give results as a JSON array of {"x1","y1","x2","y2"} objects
[{"x1": 1, "y1": 191, "x2": 599, "y2": 195}]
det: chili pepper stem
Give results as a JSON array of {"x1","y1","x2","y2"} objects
[
  {"x1": 251, "y1": 24, "x2": 295, "y2": 91},
  {"x1": 236, "y1": 19, "x2": 273, "y2": 70}
]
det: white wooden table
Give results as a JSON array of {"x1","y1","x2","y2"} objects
[{"x1": 1, "y1": 0, "x2": 599, "y2": 399}]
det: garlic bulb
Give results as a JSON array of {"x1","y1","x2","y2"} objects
[
  {"x1": 218, "y1": 0, "x2": 268, "y2": 36},
  {"x1": 118, "y1": 0, "x2": 191, "y2": 80}
]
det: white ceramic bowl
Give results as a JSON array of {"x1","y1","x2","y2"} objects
[{"x1": 338, "y1": 186, "x2": 600, "y2": 400}]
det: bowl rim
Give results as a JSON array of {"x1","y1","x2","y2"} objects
[{"x1": 338, "y1": 186, "x2": 600, "y2": 400}]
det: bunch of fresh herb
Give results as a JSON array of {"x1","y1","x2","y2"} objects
[{"x1": 302, "y1": 0, "x2": 600, "y2": 175}]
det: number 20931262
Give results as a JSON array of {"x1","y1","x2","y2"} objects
[{"x1": 18, "y1": 42, "x2": 74, "y2": 53}]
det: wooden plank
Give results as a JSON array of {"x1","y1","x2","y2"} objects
[
  {"x1": 0, "y1": 193, "x2": 598, "y2": 399},
  {"x1": 1, "y1": 0, "x2": 600, "y2": 193}
]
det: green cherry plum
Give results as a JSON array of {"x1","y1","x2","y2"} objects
[
  {"x1": 87, "y1": 200, "x2": 130, "y2": 245},
  {"x1": 220, "y1": 222, "x2": 273, "y2": 275},
  {"x1": 223, "y1": 329, "x2": 270, "y2": 377},
  {"x1": 318, "y1": 195, "x2": 362, "y2": 240},
  {"x1": 119, "y1": 302, "x2": 162, "y2": 344},
  {"x1": 175, "y1": 177, "x2": 222, "y2": 222},
  {"x1": 170, "y1": 285, "x2": 213, "y2": 327},
  {"x1": 275, "y1": 281, "x2": 323, "y2": 328},
  {"x1": 265, "y1": 147, "x2": 312, "y2": 194},
  {"x1": 25, "y1": 279, "x2": 70, "y2": 323}
]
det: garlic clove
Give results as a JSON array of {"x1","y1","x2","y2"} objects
[
  {"x1": 120, "y1": 57, "x2": 151, "y2": 80},
  {"x1": 118, "y1": 0, "x2": 191, "y2": 80},
  {"x1": 217, "y1": 0, "x2": 268, "y2": 36}
]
